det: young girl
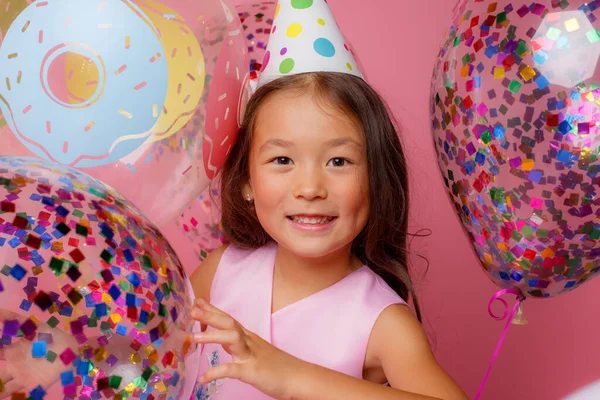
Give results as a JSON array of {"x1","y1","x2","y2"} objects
[{"x1": 188, "y1": 2, "x2": 467, "y2": 399}]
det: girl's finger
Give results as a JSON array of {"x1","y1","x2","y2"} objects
[
  {"x1": 193, "y1": 330, "x2": 251, "y2": 359},
  {"x1": 192, "y1": 308, "x2": 237, "y2": 331},
  {"x1": 0, "y1": 310, "x2": 23, "y2": 320},
  {"x1": 199, "y1": 362, "x2": 243, "y2": 384},
  {"x1": 195, "y1": 299, "x2": 230, "y2": 317}
]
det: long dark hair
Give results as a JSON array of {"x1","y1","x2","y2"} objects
[{"x1": 220, "y1": 72, "x2": 423, "y2": 322}]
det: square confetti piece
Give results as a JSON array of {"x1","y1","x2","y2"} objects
[
  {"x1": 9, "y1": 264, "x2": 27, "y2": 280},
  {"x1": 66, "y1": 265, "x2": 82, "y2": 282},
  {"x1": 106, "y1": 354, "x2": 119, "y2": 367},
  {"x1": 45, "y1": 350, "x2": 57, "y2": 363},
  {"x1": 522, "y1": 159, "x2": 534, "y2": 171},
  {"x1": 30, "y1": 386, "x2": 46, "y2": 400},
  {"x1": 3, "y1": 319, "x2": 19, "y2": 336},
  {"x1": 95, "y1": 303, "x2": 108, "y2": 317},
  {"x1": 519, "y1": 65, "x2": 536, "y2": 81},
  {"x1": 586, "y1": 29, "x2": 600, "y2": 43},
  {"x1": 109, "y1": 376, "x2": 123, "y2": 389},
  {"x1": 77, "y1": 360, "x2": 91, "y2": 375},
  {"x1": 60, "y1": 370, "x2": 75, "y2": 385},
  {"x1": 38, "y1": 332, "x2": 53, "y2": 344},
  {"x1": 32, "y1": 341, "x2": 47, "y2": 358},
  {"x1": 508, "y1": 80, "x2": 522, "y2": 93},
  {"x1": 59, "y1": 347, "x2": 77, "y2": 365},
  {"x1": 493, "y1": 67, "x2": 504, "y2": 80},
  {"x1": 34, "y1": 291, "x2": 53, "y2": 311},
  {"x1": 528, "y1": 170, "x2": 543, "y2": 183},
  {"x1": 47, "y1": 315, "x2": 60, "y2": 328},
  {"x1": 55, "y1": 222, "x2": 70, "y2": 235}
]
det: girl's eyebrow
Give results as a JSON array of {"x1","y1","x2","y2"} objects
[
  {"x1": 259, "y1": 138, "x2": 294, "y2": 151},
  {"x1": 259, "y1": 137, "x2": 360, "y2": 152},
  {"x1": 325, "y1": 137, "x2": 361, "y2": 150}
]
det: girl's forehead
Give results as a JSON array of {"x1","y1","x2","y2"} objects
[{"x1": 252, "y1": 92, "x2": 363, "y2": 146}]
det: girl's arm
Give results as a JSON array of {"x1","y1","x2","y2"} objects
[
  {"x1": 194, "y1": 300, "x2": 468, "y2": 400},
  {"x1": 189, "y1": 244, "x2": 228, "y2": 302},
  {"x1": 287, "y1": 305, "x2": 467, "y2": 400}
]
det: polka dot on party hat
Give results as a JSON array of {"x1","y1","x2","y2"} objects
[
  {"x1": 257, "y1": 0, "x2": 363, "y2": 87},
  {"x1": 0, "y1": 156, "x2": 198, "y2": 398}
]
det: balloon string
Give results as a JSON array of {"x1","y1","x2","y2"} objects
[{"x1": 474, "y1": 288, "x2": 525, "y2": 400}]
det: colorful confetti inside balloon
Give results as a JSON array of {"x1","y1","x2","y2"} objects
[
  {"x1": 178, "y1": 181, "x2": 225, "y2": 264},
  {"x1": 0, "y1": 0, "x2": 249, "y2": 227},
  {"x1": 237, "y1": 1, "x2": 277, "y2": 76},
  {"x1": 430, "y1": 0, "x2": 600, "y2": 298},
  {"x1": 0, "y1": 157, "x2": 199, "y2": 398}
]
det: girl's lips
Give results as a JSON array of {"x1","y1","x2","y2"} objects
[{"x1": 287, "y1": 214, "x2": 337, "y2": 218}]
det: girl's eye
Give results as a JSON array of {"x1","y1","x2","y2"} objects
[
  {"x1": 327, "y1": 158, "x2": 349, "y2": 167},
  {"x1": 272, "y1": 157, "x2": 292, "y2": 165}
]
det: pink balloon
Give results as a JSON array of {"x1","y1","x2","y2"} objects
[
  {"x1": 0, "y1": 156, "x2": 199, "y2": 397},
  {"x1": 0, "y1": 0, "x2": 249, "y2": 227},
  {"x1": 430, "y1": 0, "x2": 600, "y2": 298}
]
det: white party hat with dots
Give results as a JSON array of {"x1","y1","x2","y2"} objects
[{"x1": 257, "y1": 0, "x2": 363, "y2": 87}]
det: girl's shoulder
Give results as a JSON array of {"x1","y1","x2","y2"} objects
[
  {"x1": 189, "y1": 244, "x2": 229, "y2": 302},
  {"x1": 189, "y1": 242, "x2": 276, "y2": 302}
]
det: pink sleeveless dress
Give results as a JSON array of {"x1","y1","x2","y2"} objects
[{"x1": 192, "y1": 241, "x2": 406, "y2": 399}]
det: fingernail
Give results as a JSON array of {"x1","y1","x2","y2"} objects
[{"x1": 193, "y1": 333, "x2": 204, "y2": 341}]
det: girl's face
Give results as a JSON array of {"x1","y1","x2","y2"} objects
[{"x1": 245, "y1": 91, "x2": 369, "y2": 259}]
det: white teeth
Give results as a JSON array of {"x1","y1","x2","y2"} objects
[{"x1": 291, "y1": 216, "x2": 333, "y2": 224}]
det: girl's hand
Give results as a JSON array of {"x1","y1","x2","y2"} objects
[
  {"x1": 191, "y1": 298, "x2": 300, "y2": 400},
  {"x1": 0, "y1": 310, "x2": 76, "y2": 398}
]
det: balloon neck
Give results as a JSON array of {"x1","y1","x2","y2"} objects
[{"x1": 511, "y1": 300, "x2": 528, "y2": 326}]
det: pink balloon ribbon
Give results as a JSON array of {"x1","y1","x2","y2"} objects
[{"x1": 474, "y1": 288, "x2": 525, "y2": 400}]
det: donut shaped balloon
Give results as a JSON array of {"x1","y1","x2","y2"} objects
[
  {"x1": 430, "y1": 0, "x2": 600, "y2": 298},
  {"x1": 0, "y1": 0, "x2": 249, "y2": 227},
  {"x1": 0, "y1": 156, "x2": 199, "y2": 398},
  {"x1": 0, "y1": 0, "x2": 168, "y2": 167}
]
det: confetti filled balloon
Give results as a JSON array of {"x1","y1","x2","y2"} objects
[
  {"x1": 0, "y1": 0, "x2": 249, "y2": 227},
  {"x1": 237, "y1": 1, "x2": 277, "y2": 76},
  {"x1": 0, "y1": 157, "x2": 199, "y2": 398},
  {"x1": 430, "y1": 0, "x2": 600, "y2": 298}
]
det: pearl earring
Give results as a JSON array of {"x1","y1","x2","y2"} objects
[{"x1": 246, "y1": 193, "x2": 252, "y2": 202}]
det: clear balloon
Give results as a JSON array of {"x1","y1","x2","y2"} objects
[
  {"x1": 430, "y1": 0, "x2": 600, "y2": 298},
  {"x1": 0, "y1": 156, "x2": 199, "y2": 398},
  {"x1": 0, "y1": 0, "x2": 249, "y2": 227},
  {"x1": 174, "y1": 2, "x2": 278, "y2": 262}
]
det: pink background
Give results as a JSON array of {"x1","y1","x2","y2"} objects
[{"x1": 161, "y1": 0, "x2": 600, "y2": 399}]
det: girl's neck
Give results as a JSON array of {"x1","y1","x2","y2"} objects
[{"x1": 272, "y1": 243, "x2": 362, "y2": 294}]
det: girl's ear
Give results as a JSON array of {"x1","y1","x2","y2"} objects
[{"x1": 242, "y1": 182, "x2": 254, "y2": 203}]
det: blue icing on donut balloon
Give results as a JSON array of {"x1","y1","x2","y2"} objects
[{"x1": 0, "y1": 0, "x2": 168, "y2": 168}]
